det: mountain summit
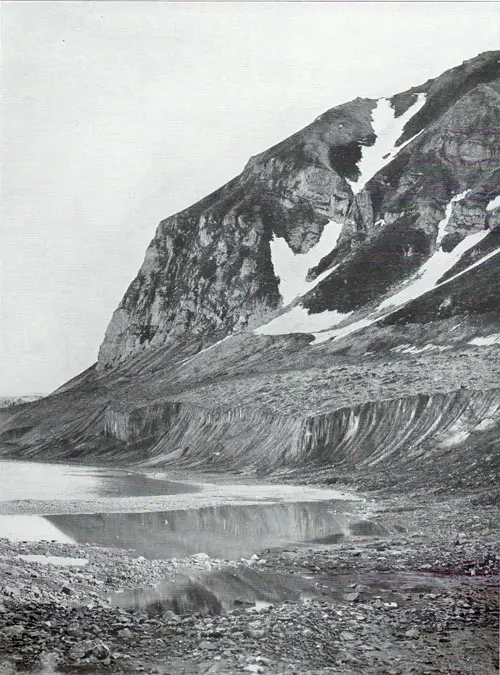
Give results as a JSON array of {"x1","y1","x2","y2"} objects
[{"x1": 98, "y1": 50, "x2": 499, "y2": 368}]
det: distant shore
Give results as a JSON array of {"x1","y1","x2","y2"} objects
[{"x1": 0, "y1": 471, "x2": 360, "y2": 516}]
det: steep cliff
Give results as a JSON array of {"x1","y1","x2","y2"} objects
[
  {"x1": 98, "y1": 51, "x2": 500, "y2": 368},
  {"x1": 99, "y1": 387, "x2": 500, "y2": 492}
]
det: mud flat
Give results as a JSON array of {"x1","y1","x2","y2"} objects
[{"x1": 0, "y1": 474, "x2": 498, "y2": 675}]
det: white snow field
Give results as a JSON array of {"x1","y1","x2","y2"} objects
[
  {"x1": 254, "y1": 305, "x2": 350, "y2": 336},
  {"x1": 256, "y1": 201, "x2": 500, "y2": 346},
  {"x1": 468, "y1": 333, "x2": 500, "y2": 346},
  {"x1": 312, "y1": 316, "x2": 381, "y2": 345},
  {"x1": 311, "y1": 240, "x2": 500, "y2": 345},
  {"x1": 348, "y1": 93, "x2": 426, "y2": 194},
  {"x1": 486, "y1": 195, "x2": 500, "y2": 211},
  {"x1": 270, "y1": 220, "x2": 343, "y2": 305}
]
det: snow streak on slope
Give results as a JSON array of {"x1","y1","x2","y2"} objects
[
  {"x1": 254, "y1": 306, "x2": 350, "y2": 337},
  {"x1": 469, "y1": 333, "x2": 500, "y2": 346},
  {"x1": 312, "y1": 244, "x2": 500, "y2": 345},
  {"x1": 182, "y1": 335, "x2": 234, "y2": 365},
  {"x1": 349, "y1": 93, "x2": 427, "y2": 194},
  {"x1": 313, "y1": 316, "x2": 380, "y2": 345},
  {"x1": 270, "y1": 221, "x2": 343, "y2": 305},
  {"x1": 257, "y1": 240, "x2": 499, "y2": 343},
  {"x1": 486, "y1": 195, "x2": 500, "y2": 211},
  {"x1": 378, "y1": 191, "x2": 481, "y2": 310}
]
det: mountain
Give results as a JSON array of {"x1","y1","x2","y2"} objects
[
  {"x1": 1, "y1": 51, "x2": 499, "y2": 490},
  {"x1": 98, "y1": 50, "x2": 499, "y2": 368}
]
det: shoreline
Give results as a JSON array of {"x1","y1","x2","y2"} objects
[{"x1": 0, "y1": 467, "x2": 361, "y2": 517}]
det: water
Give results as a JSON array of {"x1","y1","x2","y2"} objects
[
  {"x1": 47, "y1": 501, "x2": 354, "y2": 559},
  {"x1": 114, "y1": 566, "x2": 319, "y2": 616},
  {"x1": 17, "y1": 554, "x2": 88, "y2": 566},
  {"x1": 0, "y1": 460, "x2": 198, "y2": 501},
  {"x1": 0, "y1": 514, "x2": 77, "y2": 542},
  {"x1": 0, "y1": 499, "x2": 358, "y2": 558}
]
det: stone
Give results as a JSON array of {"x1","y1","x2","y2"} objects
[
  {"x1": 2, "y1": 624, "x2": 25, "y2": 638},
  {"x1": 246, "y1": 628, "x2": 266, "y2": 639},
  {"x1": 68, "y1": 639, "x2": 110, "y2": 661},
  {"x1": 192, "y1": 553, "x2": 211, "y2": 561},
  {"x1": 93, "y1": 642, "x2": 111, "y2": 660},
  {"x1": 117, "y1": 628, "x2": 133, "y2": 640},
  {"x1": 199, "y1": 641, "x2": 217, "y2": 650},
  {"x1": 405, "y1": 628, "x2": 420, "y2": 638},
  {"x1": 68, "y1": 640, "x2": 97, "y2": 660}
]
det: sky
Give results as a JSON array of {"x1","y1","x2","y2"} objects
[{"x1": 1, "y1": 1, "x2": 499, "y2": 396}]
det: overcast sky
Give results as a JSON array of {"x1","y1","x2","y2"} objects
[{"x1": 1, "y1": 1, "x2": 499, "y2": 396}]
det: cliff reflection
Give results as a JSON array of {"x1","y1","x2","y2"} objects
[{"x1": 48, "y1": 501, "x2": 352, "y2": 559}]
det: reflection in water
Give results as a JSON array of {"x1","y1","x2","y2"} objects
[
  {"x1": 114, "y1": 566, "x2": 318, "y2": 616},
  {"x1": 48, "y1": 501, "x2": 353, "y2": 560},
  {"x1": 0, "y1": 460, "x2": 198, "y2": 501}
]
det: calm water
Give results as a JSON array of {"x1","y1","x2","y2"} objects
[
  {"x1": 0, "y1": 461, "x2": 376, "y2": 561},
  {"x1": 0, "y1": 500, "x2": 361, "y2": 560},
  {"x1": 0, "y1": 460, "x2": 198, "y2": 501}
]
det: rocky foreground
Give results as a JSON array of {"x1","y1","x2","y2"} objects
[{"x1": 0, "y1": 489, "x2": 498, "y2": 675}]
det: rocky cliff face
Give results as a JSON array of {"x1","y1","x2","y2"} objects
[
  {"x1": 100, "y1": 388, "x2": 500, "y2": 494},
  {"x1": 98, "y1": 51, "x2": 500, "y2": 369}
]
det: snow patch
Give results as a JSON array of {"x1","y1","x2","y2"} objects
[
  {"x1": 438, "y1": 245, "x2": 500, "y2": 287},
  {"x1": 486, "y1": 195, "x2": 500, "y2": 211},
  {"x1": 312, "y1": 244, "x2": 500, "y2": 344},
  {"x1": 391, "y1": 343, "x2": 412, "y2": 352},
  {"x1": 270, "y1": 221, "x2": 343, "y2": 305},
  {"x1": 474, "y1": 418, "x2": 497, "y2": 432},
  {"x1": 399, "y1": 344, "x2": 451, "y2": 354},
  {"x1": 254, "y1": 305, "x2": 350, "y2": 337},
  {"x1": 349, "y1": 93, "x2": 426, "y2": 194},
  {"x1": 379, "y1": 191, "x2": 484, "y2": 310},
  {"x1": 468, "y1": 333, "x2": 500, "y2": 346},
  {"x1": 259, "y1": 245, "x2": 500, "y2": 345},
  {"x1": 254, "y1": 194, "x2": 499, "y2": 346},
  {"x1": 438, "y1": 430, "x2": 471, "y2": 448},
  {"x1": 313, "y1": 316, "x2": 380, "y2": 345}
]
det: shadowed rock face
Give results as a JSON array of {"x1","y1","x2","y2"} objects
[{"x1": 98, "y1": 51, "x2": 500, "y2": 369}]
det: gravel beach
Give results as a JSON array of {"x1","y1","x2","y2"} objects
[{"x1": 0, "y1": 475, "x2": 498, "y2": 675}]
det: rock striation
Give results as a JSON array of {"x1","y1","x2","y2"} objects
[{"x1": 102, "y1": 388, "x2": 500, "y2": 484}]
